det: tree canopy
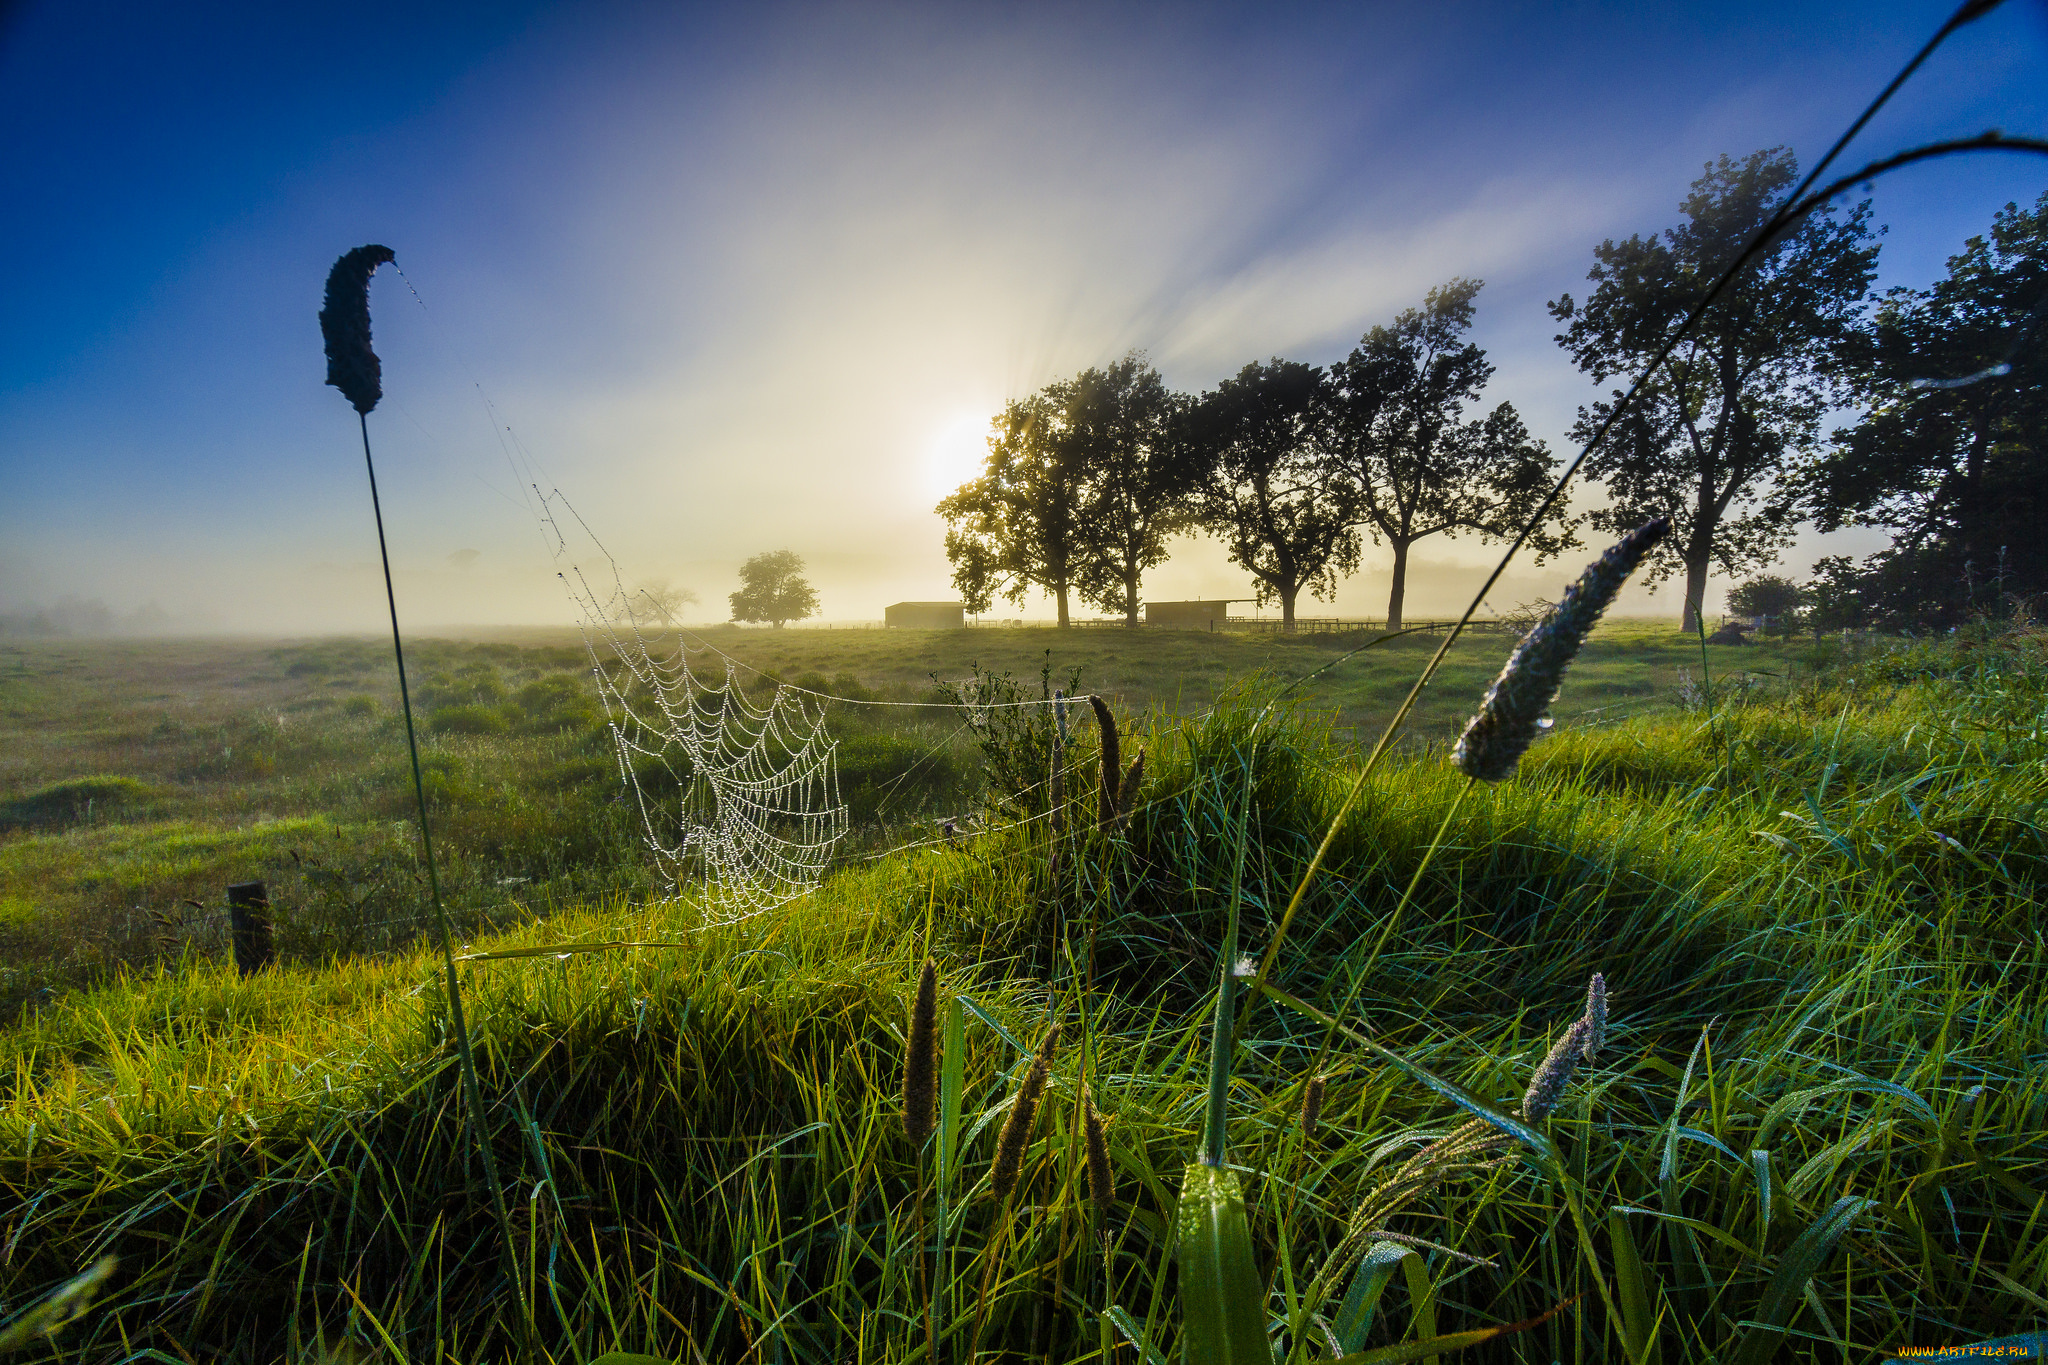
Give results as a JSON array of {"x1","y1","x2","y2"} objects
[
  {"x1": 1190, "y1": 359, "x2": 1359, "y2": 627},
  {"x1": 1067, "y1": 355, "x2": 1201, "y2": 627},
  {"x1": 1327, "y1": 279, "x2": 1571, "y2": 630},
  {"x1": 1789, "y1": 191, "x2": 2048, "y2": 627},
  {"x1": 1551, "y1": 148, "x2": 1879, "y2": 629},
  {"x1": 728, "y1": 551, "x2": 819, "y2": 628},
  {"x1": 937, "y1": 391, "x2": 1088, "y2": 626}
]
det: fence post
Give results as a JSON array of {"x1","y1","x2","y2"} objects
[{"x1": 228, "y1": 881, "x2": 274, "y2": 977}]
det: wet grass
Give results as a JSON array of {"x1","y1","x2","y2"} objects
[{"x1": 0, "y1": 624, "x2": 2039, "y2": 1362}]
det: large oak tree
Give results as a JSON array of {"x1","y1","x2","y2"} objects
[
  {"x1": 1190, "y1": 359, "x2": 1359, "y2": 628},
  {"x1": 1551, "y1": 148, "x2": 1878, "y2": 629},
  {"x1": 1327, "y1": 279, "x2": 1571, "y2": 630}
]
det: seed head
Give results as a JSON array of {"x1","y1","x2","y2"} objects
[
  {"x1": 1454, "y1": 519, "x2": 1669, "y2": 782},
  {"x1": 902, "y1": 959, "x2": 938, "y2": 1146},
  {"x1": 1089, "y1": 695, "x2": 1120, "y2": 830},
  {"x1": 319, "y1": 245, "x2": 397, "y2": 415},
  {"x1": 1300, "y1": 1073, "x2": 1327, "y2": 1142},
  {"x1": 991, "y1": 1024, "x2": 1061, "y2": 1200},
  {"x1": 1115, "y1": 748, "x2": 1145, "y2": 829},
  {"x1": 1521, "y1": 1018, "x2": 1590, "y2": 1122},
  {"x1": 1581, "y1": 973, "x2": 1607, "y2": 1063},
  {"x1": 1083, "y1": 1086, "x2": 1115, "y2": 1209}
]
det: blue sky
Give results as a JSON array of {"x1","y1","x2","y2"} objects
[{"x1": 3, "y1": 0, "x2": 2045, "y2": 630}]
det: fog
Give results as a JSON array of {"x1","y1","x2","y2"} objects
[{"x1": 0, "y1": 2, "x2": 2033, "y2": 636}]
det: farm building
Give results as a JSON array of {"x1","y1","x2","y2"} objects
[
  {"x1": 885, "y1": 601, "x2": 966, "y2": 629},
  {"x1": 1144, "y1": 600, "x2": 1245, "y2": 629}
]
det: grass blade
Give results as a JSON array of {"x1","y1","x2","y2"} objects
[{"x1": 1175, "y1": 1162, "x2": 1271, "y2": 1365}]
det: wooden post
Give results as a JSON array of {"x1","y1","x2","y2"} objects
[{"x1": 228, "y1": 881, "x2": 274, "y2": 977}]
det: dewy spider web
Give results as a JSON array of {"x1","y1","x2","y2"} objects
[{"x1": 540, "y1": 491, "x2": 847, "y2": 925}]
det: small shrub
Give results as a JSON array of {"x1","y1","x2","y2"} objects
[
  {"x1": 0, "y1": 776, "x2": 156, "y2": 830},
  {"x1": 429, "y1": 704, "x2": 511, "y2": 736}
]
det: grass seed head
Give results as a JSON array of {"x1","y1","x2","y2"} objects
[
  {"x1": 991, "y1": 1024, "x2": 1061, "y2": 1200},
  {"x1": 1089, "y1": 694, "x2": 1120, "y2": 829},
  {"x1": 902, "y1": 958, "x2": 937, "y2": 1146},
  {"x1": 1300, "y1": 1072, "x2": 1327, "y2": 1142},
  {"x1": 319, "y1": 245, "x2": 396, "y2": 415},
  {"x1": 1083, "y1": 1085, "x2": 1114, "y2": 1209},
  {"x1": 1581, "y1": 973, "x2": 1607, "y2": 1063},
  {"x1": 1115, "y1": 748, "x2": 1145, "y2": 829},
  {"x1": 1522, "y1": 1018, "x2": 1590, "y2": 1121},
  {"x1": 1454, "y1": 518, "x2": 1670, "y2": 782}
]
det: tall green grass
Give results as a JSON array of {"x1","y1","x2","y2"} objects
[{"x1": 1, "y1": 629, "x2": 2041, "y2": 1361}]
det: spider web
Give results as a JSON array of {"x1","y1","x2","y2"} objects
[{"x1": 541, "y1": 493, "x2": 847, "y2": 925}]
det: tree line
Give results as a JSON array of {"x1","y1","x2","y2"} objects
[{"x1": 939, "y1": 147, "x2": 2048, "y2": 632}]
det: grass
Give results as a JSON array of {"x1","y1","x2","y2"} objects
[{"x1": 0, "y1": 620, "x2": 2041, "y2": 1361}]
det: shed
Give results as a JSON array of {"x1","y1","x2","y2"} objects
[
  {"x1": 885, "y1": 601, "x2": 966, "y2": 629},
  {"x1": 1144, "y1": 600, "x2": 1247, "y2": 629}
]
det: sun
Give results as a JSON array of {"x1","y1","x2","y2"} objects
[{"x1": 922, "y1": 410, "x2": 992, "y2": 503}]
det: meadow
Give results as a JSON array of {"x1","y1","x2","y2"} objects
[{"x1": 0, "y1": 618, "x2": 2040, "y2": 1363}]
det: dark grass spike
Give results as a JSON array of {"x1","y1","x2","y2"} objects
[
  {"x1": 1115, "y1": 749, "x2": 1144, "y2": 829},
  {"x1": 903, "y1": 959, "x2": 937, "y2": 1145},
  {"x1": 320, "y1": 245, "x2": 396, "y2": 415},
  {"x1": 1454, "y1": 519, "x2": 1668, "y2": 783},
  {"x1": 1083, "y1": 1086, "x2": 1114, "y2": 1210},
  {"x1": 1300, "y1": 1073, "x2": 1327, "y2": 1142},
  {"x1": 1581, "y1": 974, "x2": 1608, "y2": 1063},
  {"x1": 1088, "y1": 695, "x2": 1119, "y2": 830},
  {"x1": 991, "y1": 1024, "x2": 1060, "y2": 1200}
]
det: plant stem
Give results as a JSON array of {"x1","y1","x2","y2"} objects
[{"x1": 357, "y1": 412, "x2": 526, "y2": 1341}]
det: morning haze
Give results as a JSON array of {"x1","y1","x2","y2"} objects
[{"x1": 2, "y1": 2, "x2": 2043, "y2": 632}]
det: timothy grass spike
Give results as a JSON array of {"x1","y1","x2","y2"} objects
[
  {"x1": 1581, "y1": 973, "x2": 1607, "y2": 1063},
  {"x1": 903, "y1": 958, "x2": 937, "y2": 1146},
  {"x1": 1115, "y1": 748, "x2": 1145, "y2": 829},
  {"x1": 319, "y1": 245, "x2": 396, "y2": 415},
  {"x1": 992, "y1": 1024, "x2": 1061, "y2": 1200},
  {"x1": 1089, "y1": 694, "x2": 1120, "y2": 830},
  {"x1": 1522, "y1": 1020, "x2": 1591, "y2": 1121},
  {"x1": 1300, "y1": 1072, "x2": 1327, "y2": 1142},
  {"x1": 1083, "y1": 1085, "x2": 1114, "y2": 1209},
  {"x1": 1454, "y1": 518, "x2": 1669, "y2": 782}
]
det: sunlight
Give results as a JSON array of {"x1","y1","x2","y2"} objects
[{"x1": 921, "y1": 409, "x2": 992, "y2": 503}]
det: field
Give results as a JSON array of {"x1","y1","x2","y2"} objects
[{"x1": 0, "y1": 619, "x2": 2041, "y2": 1362}]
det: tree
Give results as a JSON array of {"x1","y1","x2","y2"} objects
[
  {"x1": 938, "y1": 392, "x2": 1088, "y2": 627},
  {"x1": 728, "y1": 551, "x2": 818, "y2": 627},
  {"x1": 1726, "y1": 574, "x2": 1808, "y2": 636},
  {"x1": 1789, "y1": 192, "x2": 2048, "y2": 627},
  {"x1": 1551, "y1": 148, "x2": 1879, "y2": 630},
  {"x1": 1067, "y1": 354, "x2": 1202, "y2": 627},
  {"x1": 1190, "y1": 359, "x2": 1360, "y2": 628},
  {"x1": 1326, "y1": 279, "x2": 1573, "y2": 630},
  {"x1": 628, "y1": 578, "x2": 698, "y2": 626}
]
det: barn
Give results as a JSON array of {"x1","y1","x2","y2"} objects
[
  {"x1": 1144, "y1": 600, "x2": 1244, "y2": 629},
  {"x1": 885, "y1": 601, "x2": 966, "y2": 629}
]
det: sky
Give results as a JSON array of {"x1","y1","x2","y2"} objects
[{"x1": 2, "y1": 0, "x2": 2046, "y2": 633}]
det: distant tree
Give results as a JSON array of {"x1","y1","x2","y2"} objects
[
  {"x1": 629, "y1": 578, "x2": 698, "y2": 626},
  {"x1": 1788, "y1": 192, "x2": 2048, "y2": 628},
  {"x1": 1551, "y1": 148, "x2": 1879, "y2": 630},
  {"x1": 1326, "y1": 279, "x2": 1573, "y2": 630},
  {"x1": 1726, "y1": 574, "x2": 1809, "y2": 636},
  {"x1": 937, "y1": 390, "x2": 1088, "y2": 627},
  {"x1": 1803, "y1": 555, "x2": 1870, "y2": 634},
  {"x1": 1190, "y1": 359, "x2": 1360, "y2": 628},
  {"x1": 1067, "y1": 354, "x2": 1202, "y2": 627},
  {"x1": 728, "y1": 551, "x2": 818, "y2": 628}
]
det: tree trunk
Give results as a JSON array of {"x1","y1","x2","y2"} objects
[
  {"x1": 1055, "y1": 582, "x2": 1071, "y2": 628},
  {"x1": 1280, "y1": 584, "x2": 1298, "y2": 629},
  {"x1": 1385, "y1": 539, "x2": 1410, "y2": 632},
  {"x1": 1124, "y1": 568, "x2": 1140, "y2": 627},
  {"x1": 1680, "y1": 552, "x2": 1710, "y2": 633}
]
